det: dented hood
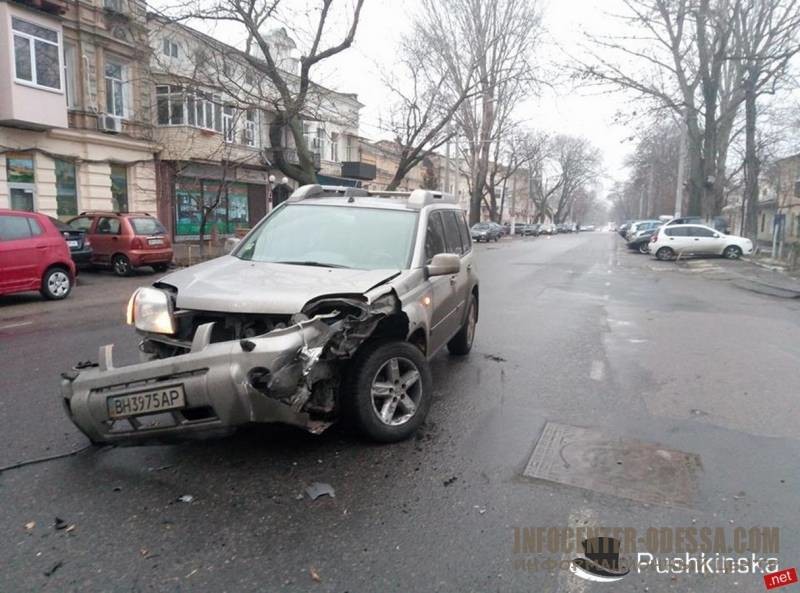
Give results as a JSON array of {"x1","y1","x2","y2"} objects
[{"x1": 160, "y1": 255, "x2": 399, "y2": 314}]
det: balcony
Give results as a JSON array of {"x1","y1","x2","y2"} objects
[
  {"x1": 341, "y1": 161, "x2": 377, "y2": 181},
  {"x1": 279, "y1": 148, "x2": 321, "y2": 171},
  {"x1": 13, "y1": 0, "x2": 68, "y2": 15}
]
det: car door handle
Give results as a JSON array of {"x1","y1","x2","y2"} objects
[
  {"x1": 449, "y1": 276, "x2": 457, "y2": 285},
  {"x1": 694, "y1": 238, "x2": 699, "y2": 241},
  {"x1": 466, "y1": 264, "x2": 472, "y2": 271}
]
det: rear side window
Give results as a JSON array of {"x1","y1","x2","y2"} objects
[
  {"x1": 424, "y1": 212, "x2": 447, "y2": 263},
  {"x1": 28, "y1": 218, "x2": 43, "y2": 236},
  {"x1": 457, "y1": 212, "x2": 471, "y2": 251},
  {"x1": 0, "y1": 215, "x2": 32, "y2": 241},
  {"x1": 441, "y1": 210, "x2": 464, "y2": 255},
  {"x1": 96, "y1": 217, "x2": 120, "y2": 234},
  {"x1": 664, "y1": 227, "x2": 689, "y2": 237},
  {"x1": 69, "y1": 216, "x2": 93, "y2": 232},
  {"x1": 129, "y1": 217, "x2": 166, "y2": 236},
  {"x1": 689, "y1": 226, "x2": 715, "y2": 237}
]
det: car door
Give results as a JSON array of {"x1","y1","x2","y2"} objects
[
  {"x1": 662, "y1": 226, "x2": 691, "y2": 254},
  {"x1": 90, "y1": 216, "x2": 121, "y2": 264},
  {"x1": 441, "y1": 210, "x2": 470, "y2": 335},
  {"x1": 424, "y1": 211, "x2": 461, "y2": 354},
  {"x1": 0, "y1": 214, "x2": 38, "y2": 292},
  {"x1": 688, "y1": 225, "x2": 724, "y2": 254}
]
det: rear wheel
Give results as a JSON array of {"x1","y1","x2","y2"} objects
[
  {"x1": 112, "y1": 254, "x2": 132, "y2": 277},
  {"x1": 345, "y1": 341, "x2": 432, "y2": 442},
  {"x1": 656, "y1": 247, "x2": 675, "y2": 261},
  {"x1": 723, "y1": 245, "x2": 742, "y2": 259},
  {"x1": 447, "y1": 294, "x2": 477, "y2": 355},
  {"x1": 638, "y1": 242, "x2": 650, "y2": 254},
  {"x1": 41, "y1": 267, "x2": 72, "y2": 300}
]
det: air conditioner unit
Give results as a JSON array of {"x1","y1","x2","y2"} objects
[{"x1": 98, "y1": 114, "x2": 122, "y2": 133}]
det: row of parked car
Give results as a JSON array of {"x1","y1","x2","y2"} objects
[
  {"x1": 0, "y1": 209, "x2": 174, "y2": 300},
  {"x1": 470, "y1": 221, "x2": 593, "y2": 242},
  {"x1": 619, "y1": 216, "x2": 754, "y2": 260}
]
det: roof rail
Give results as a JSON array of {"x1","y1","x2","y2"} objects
[
  {"x1": 78, "y1": 211, "x2": 151, "y2": 216},
  {"x1": 288, "y1": 184, "x2": 457, "y2": 207}
]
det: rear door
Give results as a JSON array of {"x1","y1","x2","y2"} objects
[
  {"x1": 0, "y1": 214, "x2": 38, "y2": 292},
  {"x1": 662, "y1": 226, "x2": 692, "y2": 254},
  {"x1": 91, "y1": 216, "x2": 121, "y2": 264},
  {"x1": 688, "y1": 225, "x2": 724, "y2": 254},
  {"x1": 441, "y1": 210, "x2": 470, "y2": 335}
]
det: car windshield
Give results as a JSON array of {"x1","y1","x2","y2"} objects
[
  {"x1": 234, "y1": 204, "x2": 418, "y2": 270},
  {"x1": 129, "y1": 217, "x2": 166, "y2": 236}
]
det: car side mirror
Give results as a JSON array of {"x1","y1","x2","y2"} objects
[
  {"x1": 426, "y1": 253, "x2": 460, "y2": 277},
  {"x1": 713, "y1": 233, "x2": 720, "y2": 238}
]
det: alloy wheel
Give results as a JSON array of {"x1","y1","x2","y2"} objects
[{"x1": 370, "y1": 357, "x2": 422, "y2": 426}]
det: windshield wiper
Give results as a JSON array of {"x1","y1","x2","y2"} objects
[{"x1": 274, "y1": 260, "x2": 351, "y2": 269}]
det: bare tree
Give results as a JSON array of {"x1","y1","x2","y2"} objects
[
  {"x1": 420, "y1": 0, "x2": 542, "y2": 224},
  {"x1": 172, "y1": 0, "x2": 365, "y2": 185},
  {"x1": 550, "y1": 135, "x2": 603, "y2": 222},
  {"x1": 732, "y1": 0, "x2": 800, "y2": 240},
  {"x1": 484, "y1": 128, "x2": 546, "y2": 221}
]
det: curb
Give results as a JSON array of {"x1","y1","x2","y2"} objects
[{"x1": 742, "y1": 257, "x2": 788, "y2": 273}]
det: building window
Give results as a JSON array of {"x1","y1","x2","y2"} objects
[
  {"x1": 156, "y1": 86, "x2": 222, "y2": 132},
  {"x1": 330, "y1": 132, "x2": 339, "y2": 162},
  {"x1": 105, "y1": 61, "x2": 126, "y2": 117},
  {"x1": 175, "y1": 178, "x2": 250, "y2": 237},
  {"x1": 162, "y1": 38, "x2": 179, "y2": 58},
  {"x1": 223, "y1": 105, "x2": 236, "y2": 143},
  {"x1": 55, "y1": 159, "x2": 78, "y2": 216},
  {"x1": 244, "y1": 110, "x2": 258, "y2": 147},
  {"x1": 761, "y1": 212, "x2": 766, "y2": 232},
  {"x1": 63, "y1": 42, "x2": 78, "y2": 107},
  {"x1": 12, "y1": 17, "x2": 61, "y2": 90},
  {"x1": 6, "y1": 154, "x2": 36, "y2": 211},
  {"x1": 110, "y1": 164, "x2": 128, "y2": 212},
  {"x1": 315, "y1": 127, "x2": 326, "y2": 156},
  {"x1": 345, "y1": 136, "x2": 354, "y2": 161}
]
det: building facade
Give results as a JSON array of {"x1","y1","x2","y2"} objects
[{"x1": 0, "y1": 0, "x2": 157, "y2": 218}]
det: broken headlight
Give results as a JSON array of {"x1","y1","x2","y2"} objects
[{"x1": 126, "y1": 287, "x2": 175, "y2": 334}]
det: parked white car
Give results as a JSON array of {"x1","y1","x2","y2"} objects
[
  {"x1": 648, "y1": 224, "x2": 753, "y2": 260},
  {"x1": 625, "y1": 220, "x2": 662, "y2": 241}
]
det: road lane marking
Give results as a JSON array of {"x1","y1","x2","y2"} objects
[
  {"x1": 0, "y1": 320, "x2": 33, "y2": 330},
  {"x1": 590, "y1": 360, "x2": 605, "y2": 381},
  {"x1": 555, "y1": 507, "x2": 597, "y2": 593}
]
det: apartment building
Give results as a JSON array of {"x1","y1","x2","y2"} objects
[
  {"x1": 0, "y1": 0, "x2": 157, "y2": 218},
  {"x1": 146, "y1": 17, "x2": 376, "y2": 240}
]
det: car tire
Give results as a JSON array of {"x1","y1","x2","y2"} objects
[
  {"x1": 638, "y1": 242, "x2": 650, "y2": 254},
  {"x1": 41, "y1": 267, "x2": 72, "y2": 300},
  {"x1": 447, "y1": 294, "x2": 477, "y2": 355},
  {"x1": 656, "y1": 247, "x2": 675, "y2": 261},
  {"x1": 153, "y1": 263, "x2": 169, "y2": 273},
  {"x1": 723, "y1": 245, "x2": 742, "y2": 259},
  {"x1": 112, "y1": 254, "x2": 132, "y2": 277},
  {"x1": 344, "y1": 341, "x2": 432, "y2": 443}
]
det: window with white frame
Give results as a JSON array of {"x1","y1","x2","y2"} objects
[
  {"x1": 12, "y1": 17, "x2": 62, "y2": 90},
  {"x1": 222, "y1": 105, "x2": 236, "y2": 143},
  {"x1": 330, "y1": 132, "x2": 339, "y2": 162},
  {"x1": 162, "y1": 38, "x2": 179, "y2": 58},
  {"x1": 105, "y1": 60, "x2": 126, "y2": 117},
  {"x1": 155, "y1": 85, "x2": 222, "y2": 132},
  {"x1": 316, "y1": 127, "x2": 326, "y2": 157},
  {"x1": 63, "y1": 42, "x2": 78, "y2": 107},
  {"x1": 244, "y1": 109, "x2": 258, "y2": 147}
]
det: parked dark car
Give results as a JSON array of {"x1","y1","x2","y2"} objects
[
  {"x1": 68, "y1": 212, "x2": 173, "y2": 276},
  {"x1": 48, "y1": 216, "x2": 92, "y2": 266},
  {"x1": 529, "y1": 223, "x2": 541, "y2": 236},
  {"x1": 627, "y1": 227, "x2": 658, "y2": 254},
  {"x1": 618, "y1": 221, "x2": 632, "y2": 238},
  {"x1": 471, "y1": 222, "x2": 501, "y2": 242}
]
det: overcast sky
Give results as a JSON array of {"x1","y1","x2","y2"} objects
[{"x1": 154, "y1": 0, "x2": 642, "y2": 192}]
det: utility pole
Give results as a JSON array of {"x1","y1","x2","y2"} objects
[
  {"x1": 443, "y1": 136, "x2": 451, "y2": 194},
  {"x1": 674, "y1": 111, "x2": 688, "y2": 218},
  {"x1": 510, "y1": 172, "x2": 517, "y2": 233}
]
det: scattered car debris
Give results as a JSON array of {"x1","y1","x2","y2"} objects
[
  {"x1": 25, "y1": 521, "x2": 35, "y2": 531},
  {"x1": 309, "y1": 566, "x2": 322, "y2": 582},
  {"x1": 443, "y1": 476, "x2": 458, "y2": 487},
  {"x1": 176, "y1": 495, "x2": 194, "y2": 503},
  {"x1": 53, "y1": 517, "x2": 69, "y2": 530},
  {"x1": 43, "y1": 561, "x2": 63, "y2": 577},
  {"x1": 483, "y1": 354, "x2": 507, "y2": 363},
  {"x1": 305, "y1": 482, "x2": 335, "y2": 500}
]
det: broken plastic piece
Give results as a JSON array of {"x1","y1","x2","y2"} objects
[{"x1": 305, "y1": 482, "x2": 335, "y2": 500}]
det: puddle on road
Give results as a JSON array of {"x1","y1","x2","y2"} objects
[{"x1": 523, "y1": 422, "x2": 701, "y2": 507}]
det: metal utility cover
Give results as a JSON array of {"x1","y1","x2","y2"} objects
[{"x1": 524, "y1": 422, "x2": 701, "y2": 507}]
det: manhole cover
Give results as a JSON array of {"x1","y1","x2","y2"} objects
[{"x1": 524, "y1": 422, "x2": 701, "y2": 507}]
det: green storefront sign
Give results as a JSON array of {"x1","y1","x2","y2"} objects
[{"x1": 175, "y1": 177, "x2": 250, "y2": 236}]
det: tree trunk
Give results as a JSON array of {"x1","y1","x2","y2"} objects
[
  {"x1": 269, "y1": 116, "x2": 317, "y2": 186},
  {"x1": 742, "y1": 69, "x2": 760, "y2": 242}
]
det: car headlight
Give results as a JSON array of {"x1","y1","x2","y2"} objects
[{"x1": 126, "y1": 287, "x2": 175, "y2": 334}]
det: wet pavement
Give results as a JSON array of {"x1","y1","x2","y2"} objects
[{"x1": 1, "y1": 234, "x2": 798, "y2": 592}]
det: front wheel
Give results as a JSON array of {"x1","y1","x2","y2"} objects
[
  {"x1": 638, "y1": 242, "x2": 650, "y2": 255},
  {"x1": 656, "y1": 247, "x2": 675, "y2": 261},
  {"x1": 448, "y1": 294, "x2": 477, "y2": 355},
  {"x1": 41, "y1": 267, "x2": 72, "y2": 300},
  {"x1": 112, "y1": 254, "x2": 132, "y2": 277},
  {"x1": 345, "y1": 341, "x2": 432, "y2": 442},
  {"x1": 723, "y1": 245, "x2": 742, "y2": 259}
]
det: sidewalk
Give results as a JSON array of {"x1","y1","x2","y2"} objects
[{"x1": 734, "y1": 256, "x2": 800, "y2": 298}]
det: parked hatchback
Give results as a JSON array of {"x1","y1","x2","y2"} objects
[
  {"x1": 0, "y1": 210, "x2": 76, "y2": 300},
  {"x1": 68, "y1": 212, "x2": 173, "y2": 276},
  {"x1": 649, "y1": 224, "x2": 753, "y2": 260}
]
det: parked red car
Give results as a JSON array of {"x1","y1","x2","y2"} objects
[
  {"x1": 67, "y1": 212, "x2": 173, "y2": 276},
  {"x1": 0, "y1": 210, "x2": 76, "y2": 300}
]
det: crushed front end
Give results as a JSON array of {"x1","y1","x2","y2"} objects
[{"x1": 61, "y1": 288, "x2": 400, "y2": 445}]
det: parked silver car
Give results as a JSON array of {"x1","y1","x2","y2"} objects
[{"x1": 61, "y1": 185, "x2": 479, "y2": 444}]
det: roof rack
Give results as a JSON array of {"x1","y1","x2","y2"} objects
[
  {"x1": 78, "y1": 211, "x2": 152, "y2": 216},
  {"x1": 288, "y1": 184, "x2": 457, "y2": 207}
]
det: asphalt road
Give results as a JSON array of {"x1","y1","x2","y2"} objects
[{"x1": 1, "y1": 233, "x2": 799, "y2": 593}]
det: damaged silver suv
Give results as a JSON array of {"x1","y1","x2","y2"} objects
[{"x1": 62, "y1": 185, "x2": 479, "y2": 444}]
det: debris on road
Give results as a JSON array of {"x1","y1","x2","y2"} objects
[
  {"x1": 25, "y1": 521, "x2": 35, "y2": 531},
  {"x1": 53, "y1": 517, "x2": 69, "y2": 530},
  {"x1": 443, "y1": 476, "x2": 458, "y2": 487},
  {"x1": 43, "y1": 561, "x2": 63, "y2": 577},
  {"x1": 309, "y1": 566, "x2": 322, "y2": 582},
  {"x1": 305, "y1": 482, "x2": 335, "y2": 500},
  {"x1": 483, "y1": 353, "x2": 507, "y2": 363},
  {"x1": 176, "y1": 495, "x2": 194, "y2": 503}
]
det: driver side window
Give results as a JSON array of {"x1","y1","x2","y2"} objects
[{"x1": 424, "y1": 212, "x2": 447, "y2": 264}]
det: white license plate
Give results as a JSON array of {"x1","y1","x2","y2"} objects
[
  {"x1": 148, "y1": 238, "x2": 164, "y2": 246},
  {"x1": 107, "y1": 385, "x2": 186, "y2": 419},
  {"x1": 67, "y1": 240, "x2": 79, "y2": 247}
]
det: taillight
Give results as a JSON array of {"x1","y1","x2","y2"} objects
[
  {"x1": 650, "y1": 232, "x2": 658, "y2": 242},
  {"x1": 131, "y1": 237, "x2": 144, "y2": 249},
  {"x1": 84, "y1": 238, "x2": 91, "y2": 247}
]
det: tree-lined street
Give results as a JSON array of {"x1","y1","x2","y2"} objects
[{"x1": 2, "y1": 234, "x2": 799, "y2": 592}]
